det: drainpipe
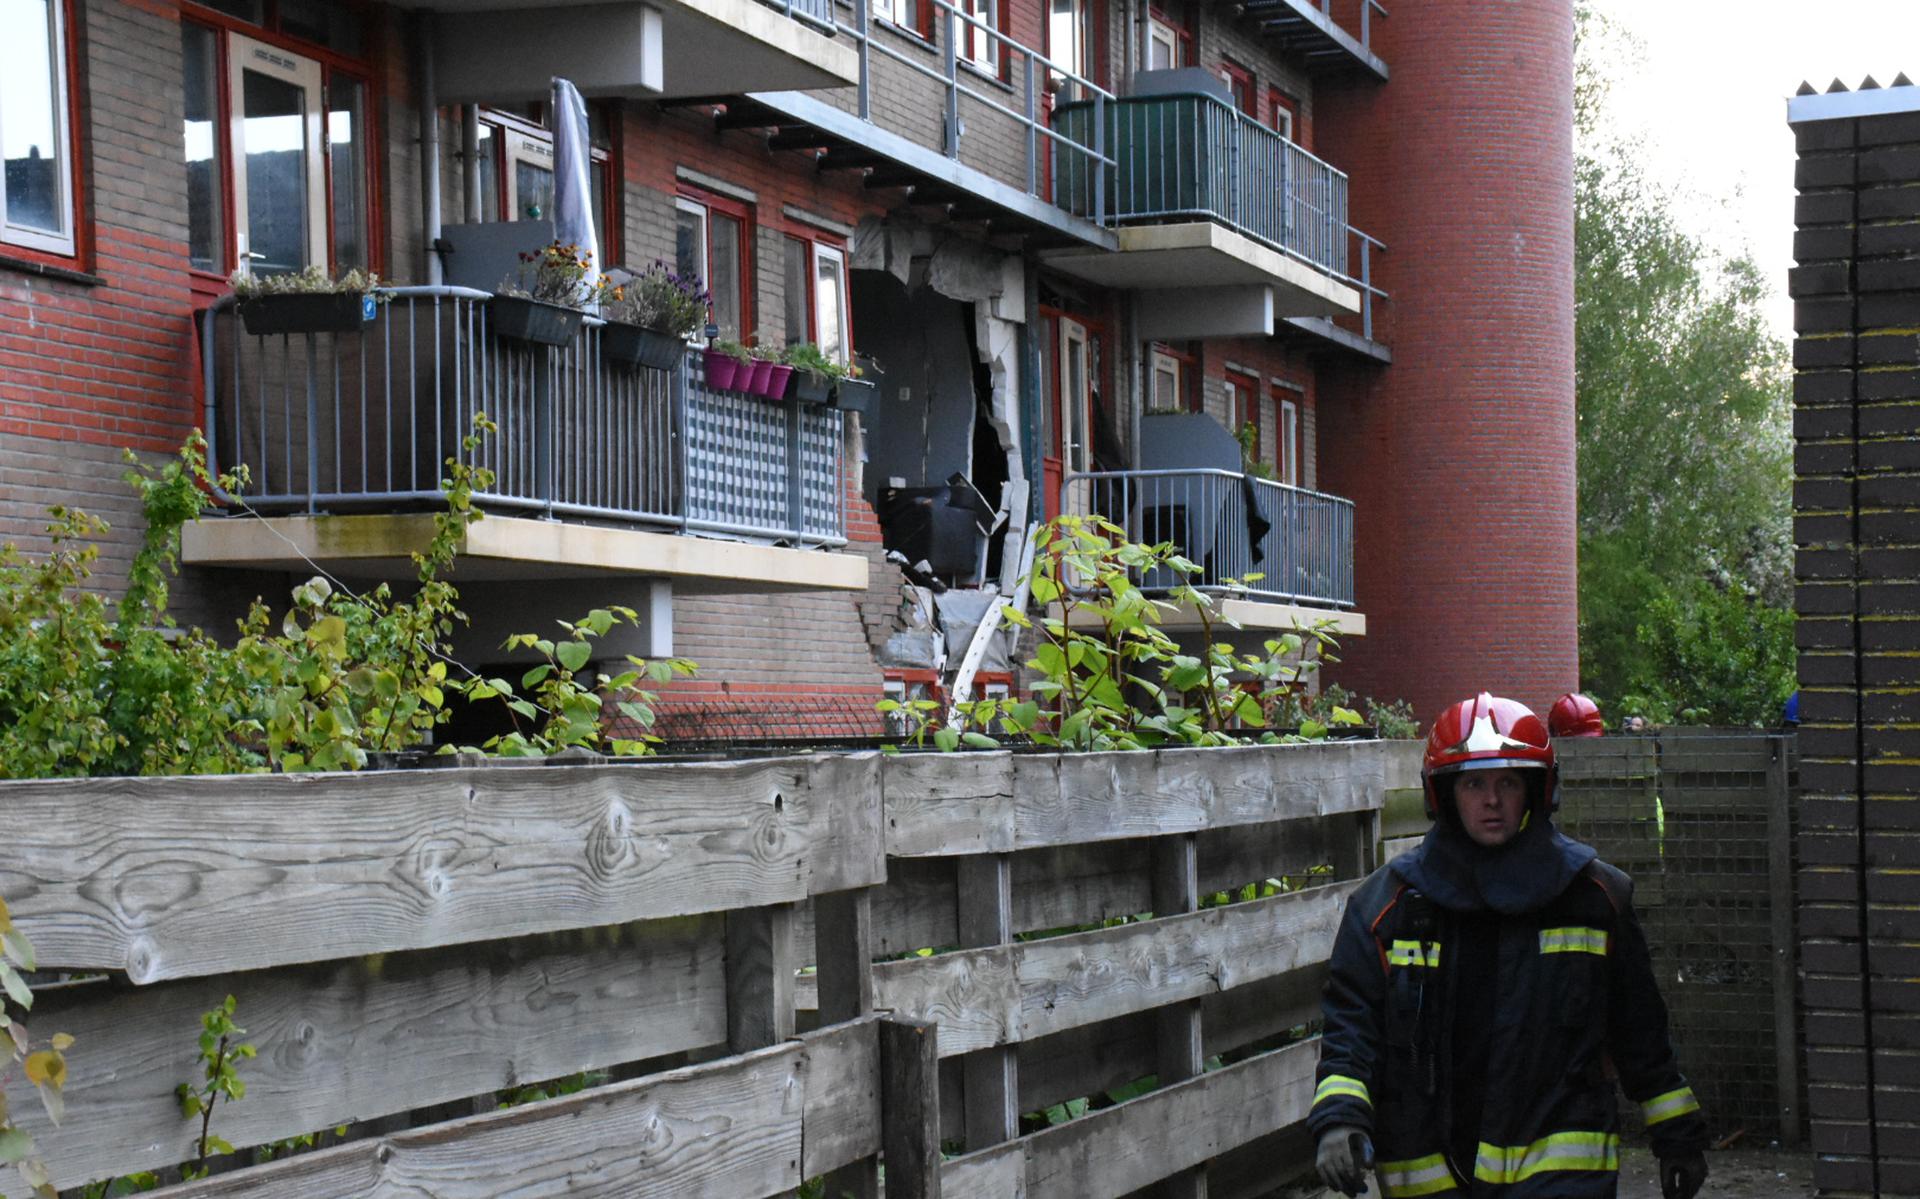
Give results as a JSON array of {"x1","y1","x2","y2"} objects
[
  {"x1": 462, "y1": 104, "x2": 482, "y2": 224},
  {"x1": 415, "y1": 10, "x2": 443, "y2": 285}
]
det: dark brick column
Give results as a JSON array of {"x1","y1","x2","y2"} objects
[{"x1": 1791, "y1": 80, "x2": 1920, "y2": 1198}]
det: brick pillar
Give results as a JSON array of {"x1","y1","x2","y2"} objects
[
  {"x1": 1790, "y1": 81, "x2": 1920, "y2": 1198},
  {"x1": 1311, "y1": 0, "x2": 1579, "y2": 721}
]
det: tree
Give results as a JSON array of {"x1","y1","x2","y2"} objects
[{"x1": 1573, "y1": 6, "x2": 1794, "y2": 726}]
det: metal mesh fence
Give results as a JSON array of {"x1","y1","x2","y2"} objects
[{"x1": 1555, "y1": 731, "x2": 1799, "y2": 1145}]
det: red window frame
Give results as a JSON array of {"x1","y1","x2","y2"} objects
[
  {"x1": 1, "y1": 0, "x2": 88, "y2": 270},
  {"x1": 1225, "y1": 368, "x2": 1260, "y2": 453},
  {"x1": 1268, "y1": 87, "x2": 1303, "y2": 146},
  {"x1": 1146, "y1": 3, "x2": 1194, "y2": 68},
  {"x1": 1149, "y1": 341, "x2": 1199, "y2": 413},
  {"x1": 1046, "y1": 0, "x2": 1108, "y2": 92},
  {"x1": 1273, "y1": 385, "x2": 1301, "y2": 486},
  {"x1": 781, "y1": 226, "x2": 854, "y2": 358},
  {"x1": 874, "y1": 0, "x2": 935, "y2": 40},
  {"x1": 179, "y1": 0, "x2": 384, "y2": 300},
  {"x1": 955, "y1": 0, "x2": 1013, "y2": 81},
  {"x1": 474, "y1": 105, "x2": 620, "y2": 265},
  {"x1": 678, "y1": 184, "x2": 755, "y2": 344},
  {"x1": 1219, "y1": 59, "x2": 1255, "y2": 117}
]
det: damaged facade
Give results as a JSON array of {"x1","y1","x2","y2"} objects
[{"x1": 0, "y1": 0, "x2": 1578, "y2": 728}]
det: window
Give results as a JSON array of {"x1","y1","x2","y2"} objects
[
  {"x1": 1146, "y1": 5, "x2": 1190, "y2": 70},
  {"x1": 180, "y1": 11, "x2": 375, "y2": 279},
  {"x1": 463, "y1": 108, "x2": 614, "y2": 262},
  {"x1": 872, "y1": 0, "x2": 929, "y2": 38},
  {"x1": 1219, "y1": 59, "x2": 1255, "y2": 117},
  {"x1": 784, "y1": 235, "x2": 849, "y2": 362},
  {"x1": 1, "y1": 0, "x2": 77, "y2": 254},
  {"x1": 1040, "y1": 306, "x2": 1106, "y2": 518},
  {"x1": 956, "y1": 0, "x2": 1001, "y2": 74},
  {"x1": 677, "y1": 192, "x2": 751, "y2": 343},
  {"x1": 1225, "y1": 370, "x2": 1258, "y2": 447},
  {"x1": 1278, "y1": 395, "x2": 1299, "y2": 486},
  {"x1": 1048, "y1": 0, "x2": 1099, "y2": 92},
  {"x1": 1268, "y1": 88, "x2": 1299, "y2": 142},
  {"x1": 1150, "y1": 348, "x2": 1186, "y2": 412}
]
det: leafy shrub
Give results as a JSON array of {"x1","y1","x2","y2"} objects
[
  {"x1": 0, "y1": 898, "x2": 71, "y2": 1199},
  {"x1": 602, "y1": 262, "x2": 707, "y2": 338},
  {"x1": 228, "y1": 264, "x2": 379, "y2": 297},
  {"x1": 500, "y1": 241, "x2": 597, "y2": 309}
]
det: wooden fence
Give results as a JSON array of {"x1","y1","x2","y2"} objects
[{"x1": 3, "y1": 739, "x2": 1420, "y2": 1198}]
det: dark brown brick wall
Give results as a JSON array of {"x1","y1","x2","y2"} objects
[{"x1": 1792, "y1": 94, "x2": 1920, "y2": 1198}]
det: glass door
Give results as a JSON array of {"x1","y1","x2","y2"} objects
[{"x1": 227, "y1": 33, "x2": 326, "y2": 276}]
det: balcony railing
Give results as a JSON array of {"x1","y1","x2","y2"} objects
[
  {"x1": 1051, "y1": 92, "x2": 1349, "y2": 277},
  {"x1": 759, "y1": 0, "x2": 836, "y2": 30},
  {"x1": 1063, "y1": 468, "x2": 1354, "y2": 608},
  {"x1": 199, "y1": 287, "x2": 844, "y2": 548}
]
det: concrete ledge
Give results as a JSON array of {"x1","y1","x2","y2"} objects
[
  {"x1": 181, "y1": 513, "x2": 869, "y2": 594},
  {"x1": 1042, "y1": 222, "x2": 1361, "y2": 317},
  {"x1": 1058, "y1": 596, "x2": 1364, "y2": 637}
]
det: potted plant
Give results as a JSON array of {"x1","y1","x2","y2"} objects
[
  {"x1": 703, "y1": 338, "x2": 753, "y2": 392},
  {"x1": 600, "y1": 262, "x2": 706, "y2": 371},
  {"x1": 230, "y1": 265, "x2": 380, "y2": 336},
  {"x1": 830, "y1": 355, "x2": 881, "y2": 417},
  {"x1": 782, "y1": 342, "x2": 845, "y2": 405},
  {"x1": 491, "y1": 242, "x2": 594, "y2": 347},
  {"x1": 749, "y1": 342, "x2": 791, "y2": 399}
]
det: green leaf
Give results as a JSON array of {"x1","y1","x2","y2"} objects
[
  {"x1": 932, "y1": 727, "x2": 961, "y2": 753},
  {"x1": 555, "y1": 640, "x2": 593, "y2": 673},
  {"x1": 522, "y1": 664, "x2": 553, "y2": 689},
  {"x1": 0, "y1": 1128, "x2": 32, "y2": 1164},
  {"x1": 0, "y1": 963, "x2": 30, "y2": 1012},
  {"x1": 960, "y1": 732, "x2": 998, "y2": 749},
  {"x1": 1299, "y1": 719, "x2": 1328, "y2": 740}
]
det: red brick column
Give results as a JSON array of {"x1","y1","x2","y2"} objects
[{"x1": 1313, "y1": 0, "x2": 1579, "y2": 721}]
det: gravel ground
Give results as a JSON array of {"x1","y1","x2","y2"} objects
[{"x1": 1617, "y1": 1146, "x2": 1816, "y2": 1198}]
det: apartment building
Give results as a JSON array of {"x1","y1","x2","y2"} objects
[{"x1": 0, "y1": 0, "x2": 1577, "y2": 731}]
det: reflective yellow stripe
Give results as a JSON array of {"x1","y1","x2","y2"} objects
[
  {"x1": 1641, "y1": 1085, "x2": 1702, "y2": 1126},
  {"x1": 1473, "y1": 1131, "x2": 1620, "y2": 1183},
  {"x1": 1313, "y1": 1073, "x2": 1372, "y2": 1108},
  {"x1": 1378, "y1": 1153, "x2": 1460, "y2": 1196},
  {"x1": 1538, "y1": 926, "x2": 1610, "y2": 955},
  {"x1": 1387, "y1": 939, "x2": 1442, "y2": 968}
]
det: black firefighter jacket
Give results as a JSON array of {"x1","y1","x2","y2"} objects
[{"x1": 1306, "y1": 816, "x2": 1710, "y2": 1197}]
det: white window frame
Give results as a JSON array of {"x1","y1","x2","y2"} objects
[
  {"x1": 1146, "y1": 16, "x2": 1179, "y2": 71},
  {"x1": 501, "y1": 129, "x2": 555, "y2": 222},
  {"x1": 1271, "y1": 104, "x2": 1294, "y2": 141},
  {"x1": 1, "y1": 0, "x2": 77, "y2": 254},
  {"x1": 676, "y1": 195, "x2": 710, "y2": 321},
  {"x1": 813, "y1": 241, "x2": 850, "y2": 365},
  {"x1": 1059, "y1": 317, "x2": 1091, "y2": 475},
  {"x1": 1150, "y1": 348, "x2": 1182, "y2": 412},
  {"x1": 957, "y1": 0, "x2": 998, "y2": 74},
  {"x1": 227, "y1": 33, "x2": 328, "y2": 276},
  {"x1": 1279, "y1": 397, "x2": 1299, "y2": 486}
]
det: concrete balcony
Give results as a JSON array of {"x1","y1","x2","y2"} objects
[
  {"x1": 1237, "y1": 0, "x2": 1388, "y2": 80},
  {"x1": 1043, "y1": 84, "x2": 1362, "y2": 336},
  {"x1": 186, "y1": 288, "x2": 865, "y2": 599}
]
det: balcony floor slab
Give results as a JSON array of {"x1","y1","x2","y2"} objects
[
  {"x1": 1041, "y1": 222, "x2": 1360, "y2": 317},
  {"x1": 181, "y1": 513, "x2": 869, "y2": 594},
  {"x1": 1056, "y1": 598, "x2": 1365, "y2": 636}
]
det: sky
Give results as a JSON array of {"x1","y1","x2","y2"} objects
[{"x1": 1587, "y1": 0, "x2": 1920, "y2": 339}]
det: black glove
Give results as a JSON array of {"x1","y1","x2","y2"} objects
[
  {"x1": 1314, "y1": 1125, "x2": 1373, "y2": 1197},
  {"x1": 1660, "y1": 1150, "x2": 1708, "y2": 1199}
]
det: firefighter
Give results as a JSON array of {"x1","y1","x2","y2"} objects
[
  {"x1": 1549, "y1": 692, "x2": 1605, "y2": 739},
  {"x1": 1308, "y1": 693, "x2": 1710, "y2": 1198}
]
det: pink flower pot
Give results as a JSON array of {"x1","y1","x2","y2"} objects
[
  {"x1": 703, "y1": 347, "x2": 743, "y2": 391},
  {"x1": 762, "y1": 364, "x2": 794, "y2": 400},
  {"x1": 746, "y1": 358, "x2": 776, "y2": 396}
]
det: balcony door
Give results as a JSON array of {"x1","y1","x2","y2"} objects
[
  {"x1": 227, "y1": 33, "x2": 328, "y2": 276},
  {"x1": 1044, "y1": 314, "x2": 1093, "y2": 520}
]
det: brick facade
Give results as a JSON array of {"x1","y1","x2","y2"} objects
[{"x1": 1790, "y1": 83, "x2": 1920, "y2": 1198}]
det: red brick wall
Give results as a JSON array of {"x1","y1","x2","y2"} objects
[{"x1": 1312, "y1": 0, "x2": 1579, "y2": 721}]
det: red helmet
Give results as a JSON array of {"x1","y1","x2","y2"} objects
[
  {"x1": 1422, "y1": 692, "x2": 1557, "y2": 818},
  {"x1": 1549, "y1": 693, "x2": 1604, "y2": 738}
]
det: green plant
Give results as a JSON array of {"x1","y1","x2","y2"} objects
[
  {"x1": 228, "y1": 264, "x2": 379, "y2": 298},
  {"x1": 175, "y1": 996, "x2": 253, "y2": 1181},
  {"x1": 0, "y1": 897, "x2": 72, "y2": 1199},
  {"x1": 500, "y1": 241, "x2": 596, "y2": 309},
  {"x1": 602, "y1": 262, "x2": 708, "y2": 338},
  {"x1": 747, "y1": 339, "x2": 784, "y2": 363},
  {"x1": 782, "y1": 342, "x2": 847, "y2": 381},
  {"x1": 710, "y1": 337, "x2": 754, "y2": 365},
  {"x1": 459, "y1": 606, "x2": 696, "y2": 757}
]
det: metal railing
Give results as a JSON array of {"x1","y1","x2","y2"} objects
[
  {"x1": 759, "y1": 0, "x2": 837, "y2": 30},
  {"x1": 1062, "y1": 468, "x2": 1354, "y2": 607},
  {"x1": 199, "y1": 287, "x2": 844, "y2": 547},
  {"x1": 1051, "y1": 91, "x2": 1349, "y2": 276}
]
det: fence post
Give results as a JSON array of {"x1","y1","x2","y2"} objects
[
  {"x1": 726, "y1": 903, "x2": 796, "y2": 1051},
  {"x1": 1153, "y1": 834, "x2": 1208, "y2": 1199},
  {"x1": 1767, "y1": 735, "x2": 1802, "y2": 1144},
  {"x1": 817, "y1": 888, "x2": 880, "y2": 1199},
  {"x1": 958, "y1": 854, "x2": 1020, "y2": 1149},
  {"x1": 881, "y1": 1016, "x2": 943, "y2": 1199}
]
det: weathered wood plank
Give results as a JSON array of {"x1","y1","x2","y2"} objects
[
  {"x1": 1025, "y1": 1039, "x2": 1316, "y2": 1197},
  {"x1": 942, "y1": 1039, "x2": 1318, "y2": 1199},
  {"x1": 882, "y1": 753, "x2": 1016, "y2": 856},
  {"x1": 884, "y1": 743, "x2": 1388, "y2": 857},
  {"x1": 943, "y1": 1142, "x2": 1026, "y2": 1199},
  {"x1": 1381, "y1": 786, "x2": 1429, "y2": 840},
  {"x1": 1, "y1": 758, "x2": 828, "y2": 981},
  {"x1": 810, "y1": 753, "x2": 887, "y2": 892},
  {"x1": 813, "y1": 890, "x2": 879, "y2": 1199},
  {"x1": 728, "y1": 904, "x2": 798, "y2": 1051},
  {"x1": 799, "y1": 1018, "x2": 883, "y2": 1180},
  {"x1": 139, "y1": 1018, "x2": 883, "y2": 1199},
  {"x1": 880, "y1": 1017, "x2": 942, "y2": 1199},
  {"x1": 1151, "y1": 835, "x2": 1207, "y2": 1199},
  {"x1": 958, "y1": 855, "x2": 1019, "y2": 1150},
  {"x1": 22, "y1": 916, "x2": 726, "y2": 1185},
  {"x1": 874, "y1": 882, "x2": 1354, "y2": 1058}
]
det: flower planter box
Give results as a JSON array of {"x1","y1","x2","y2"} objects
[
  {"x1": 830, "y1": 377, "x2": 878, "y2": 417},
  {"x1": 703, "y1": 348, "x2": 748, "y2": 391},
  {"x1": 761, "y1": 363, "x2": 794, "y2": 400},
  {"x1": 602, "y1": 323, "x2": 687, "y2": 371},
  {"x1": 489, "y1": 296, "x2": 585, "y2": 347},
  {"x1": 238, "y1": 292, "x2": 376, "y2": 337},
  {"x1": 787, "y1": 370, "x2": 837, "y2": 406},
  {"x1": 745, "y1": 358, "x2": 776, "y2": 396}
]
